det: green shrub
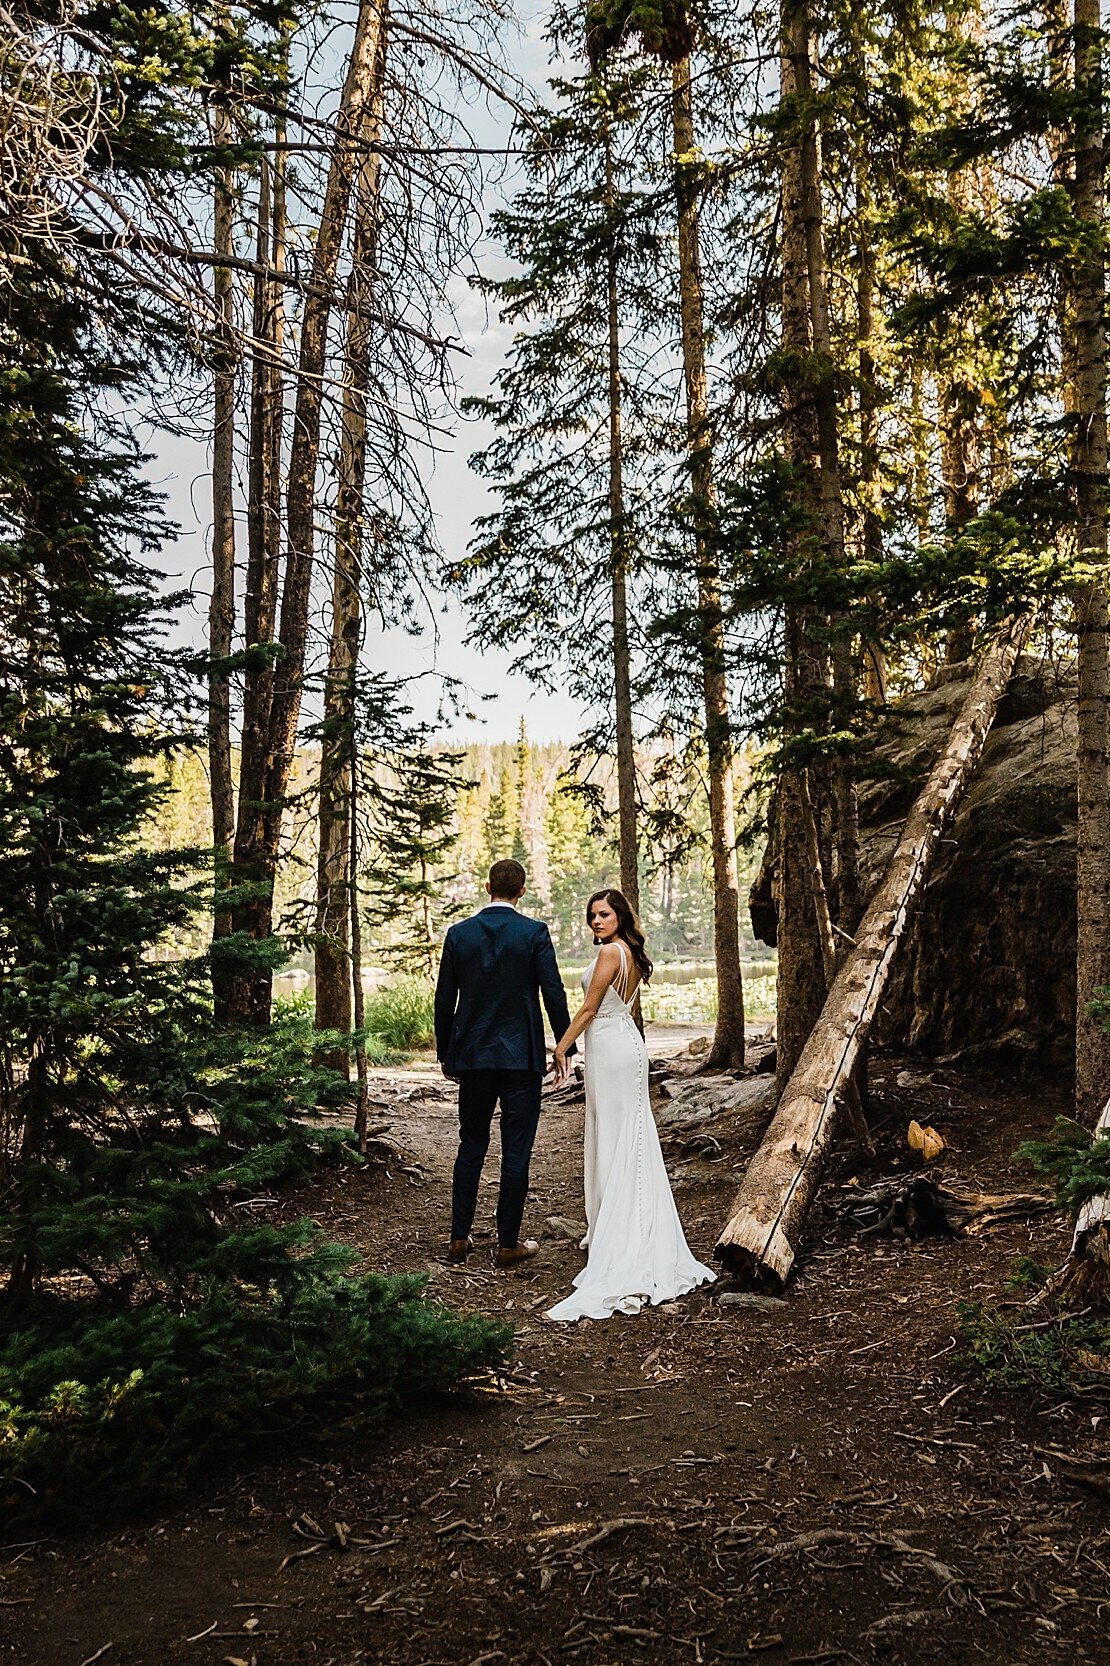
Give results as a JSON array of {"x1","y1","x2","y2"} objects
[
  {"x1": 958, "y1": 1299, "x2": 1110, "y2": 1390},
  {"x1": 1, "y1": 1253, "x2": 512, "y2": 1516},
  {"x1": 362, "y1": 976, "x2": 436, "y2": 1051},
  {"x1": 1017, "y1": 1117, "x2": 1110, "y2": 1214},
  {"x1": 957, "y1": 1121, "x2": 1110, "y2": 1394},
  {"x1": 275, "y1": 990, "x2": 397, "y2": 1066}
]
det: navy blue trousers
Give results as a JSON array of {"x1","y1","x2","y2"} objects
[{"x1": 450, "y1": 1069, "x2": 543, "y2": 1248}]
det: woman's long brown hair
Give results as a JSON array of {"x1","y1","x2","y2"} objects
[{"x1": 586, "y1": 889, "x2": 653, "y2": 985}]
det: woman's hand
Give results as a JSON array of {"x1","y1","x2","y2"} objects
[{"x1": 551, "y1": 1043, "x2": 570, "y2": 1086}]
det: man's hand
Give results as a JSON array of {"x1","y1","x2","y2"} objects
[
  {"x1": 550, "y1": 1044, "x2": 570, "y2": 1087},
  {"x1": 440, "y1": 1064, "x2": 460, "y2": 1084}
]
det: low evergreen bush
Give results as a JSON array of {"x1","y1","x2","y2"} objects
[
  {"x1": 958, "y1": 1119, "x2": 1110, "y2": 1391},
  {"x1": 1, "y1": 1259, "x2": 511, "y2": 1514},
  {"x1": 0, "y1": 259, "x2": 509, "y2": 1522},
  {"x1": 1017, "y1": 1117, "x2": 1110, "y2": 1214},
  {"x1": 958, "y1": 1300, "x2": 1110, "y2": 1389}
]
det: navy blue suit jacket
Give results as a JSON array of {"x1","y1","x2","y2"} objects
[{"x1": 434, "y1": 906, "x2": 573, "y2": 1074}]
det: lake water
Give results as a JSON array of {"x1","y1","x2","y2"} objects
[{"x1": 274, "y1": 956, "x2": 776, "y2": 995}]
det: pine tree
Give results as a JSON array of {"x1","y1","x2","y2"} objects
[
  {"x1": 484, "y1": 752, "x2": 524, "y2": 866},
  {"x1": 362, "y1": 751, "x2": 466, "y2": 974},
  {"x1": 587, "y1": 0, "x2": 746, "y2": 1066},
  {"x1": 545, "y1": 778, "x2": 611, "y2": 952},
  {"x1": 1070, "y1": 0, "x2": 1110, "y2": 1121},
  {"x1": 457, "y1": 55, "x2": 669, "y2": 908},
  {"x1": 0, "y1": 12, "x2": 508, "y2": 1503}
]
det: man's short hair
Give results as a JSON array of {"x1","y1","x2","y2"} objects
[{"x1": 489, "y1": 858, "x2": 526, "y2": 898}]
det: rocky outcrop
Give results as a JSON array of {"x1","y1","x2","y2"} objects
[{"x1": 751, "y1": 655, "x2": 1078, "y2": 1072}]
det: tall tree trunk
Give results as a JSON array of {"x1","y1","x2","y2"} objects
[
  {"x1": 605, "y1": 111, "x2": 639, "y2": 916},
  {"x1": 314, "y1": 15, "x2": 388, "y2": 1067},
  {"x1": 350, "y1": 742, "x2": 371, "y2": 1156},
  {"x1": 775, "y1": 3, "x2": 828, "y2": 1084},
  {"x1": 209, "y1": 100, "x2": 236, "y2": 961},
  {"x1": 215, "y1": 123, "x2": 285, "y2": 1021},
  {"x1": 790, "y1": 0, "x2": 862, "y2": 942},
  {"x1": 226, "y1": 0, "x2": 386, "y2": 1028},
  {"x1": 855, "y1": 145, "x2": 887, "y2": 706},
  {"x1": 716, "y1": 614, "x2": 1033, "y2": 1287},
  {"x1": 939, "y1": 3, "x2": 988, "y2": 668},
  {"x1": 909, "y1": 370, "x2": 933, "y2": 547},
  {"x1": 671, "y1": 55, "x2": 744, "y2": 1070},
  {"x1": 937, "y1": 352, "x2": 979, "y2": 669},
  {"x1": 1073, "y1": 0, "x2": 1110, "y2": 1123}
]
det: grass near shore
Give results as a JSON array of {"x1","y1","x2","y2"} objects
[{"x1": 348, "y1": 968, "x2": 778, "y2": 1056}]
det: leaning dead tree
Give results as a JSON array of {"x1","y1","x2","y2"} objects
[{"x1": 716, "y1": 612, "x2": 1034, "y2": 1287}]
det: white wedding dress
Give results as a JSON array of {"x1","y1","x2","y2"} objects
[{"x1": 546, "y1": 943, "x2": 716, "y2": 1322}]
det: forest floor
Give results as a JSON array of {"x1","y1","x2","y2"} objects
[{"x1": 4, "y1": 1026, "x2": 1109, "y2": 1666}]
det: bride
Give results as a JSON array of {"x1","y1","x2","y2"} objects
[{"x1": 546, "y1": 888, "x2": 716, "y2": 1322}]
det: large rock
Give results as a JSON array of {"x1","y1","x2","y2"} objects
[
  {"x1": 658, "y1": 1074, "x2": 777, "y2": 1120},
  {"x1": 751, "y1": 655, "x2": 1076, "y2": 1072}
]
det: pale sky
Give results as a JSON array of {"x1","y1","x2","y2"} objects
[{"x1": 149, "y1": 2, "x2": 589, "y2": 745}]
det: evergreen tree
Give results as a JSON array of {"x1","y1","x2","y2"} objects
[
  {"x1": 0, "y1": 40, "x2": 507, "y2": 1504},
  {"x1": 544, "y1": 778, "x2": 612, "y2": 953},
  {"x1": 456, "y1": 53, "x2": 671, "y2": 909},
  {"x1": 587, "y1": 0, "x2": 748, "y2": 1068},
  {"x1": 362, "y1": 750, "x2": 466, "y2": 974},
  {"x1": 483, "y1": 753, "x2": 524, "y2": 864}
]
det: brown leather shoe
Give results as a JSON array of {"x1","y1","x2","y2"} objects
[
  {"x1": 446, "y1": 1238, "x2": 473, "y2": 1264},
  {"x1": 494, "y1": 1239, "x2": 538, "y2": 1269}
]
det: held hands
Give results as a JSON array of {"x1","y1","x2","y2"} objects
[{"x1": 550, "y1": 1044, "x2": 570, "y2": 1086}]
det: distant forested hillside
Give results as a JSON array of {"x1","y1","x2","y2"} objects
[{"x1": 149, "y1": 732, "x2": 767, "y2": 968}]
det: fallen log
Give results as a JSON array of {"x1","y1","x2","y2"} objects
[
  {"x1": 825, "y1": 1174, "x2": 1054, "y2": 1239},
  {"x1": 715, "y1": 614, "x2": 1034, "y2": 1286},
  {"x1": 798, "y1": 769, "x2": 874, "y2": 1154}
]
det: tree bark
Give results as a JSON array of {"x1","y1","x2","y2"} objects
[
  {"x1": 314, "y1": 14, "x2": 388, "y2": 1066},
  {"x1": 775, "y1": 2, "x2": 828, "y2": 1085},
  {"x1": 854, "y1": 133, "x2": 886, "y2": 706},
  {"x1": 226, "y1": 0, "x2": 386, "y2": 1028},
  {"x1": 209, "y1": 100, "x2": 236, "y2": 960},
  {"x1": 242, "y1": 139, "x2": 285, "y2": 771},
  {"x1": 938, "y1": 370, "x2": 979, "y2": 672},
  {"x1": 716, "y1": 613, "x2": 1033, "y2": 1287},
  {"x1": 350, "y1": 744, "x2": 371, "y2": 1156},
  {"x1": 798, "y1": 770, "x2": 873, "y2": 1152},
  {"x1": 1072, "y1": 0, "x2": 1110, "y2": 1123},
  {"x1": 605, "y1": 111, "x2": 639, "y2": 917},
  {"x1": 216, "y1": 134, "x2": 286, "y2": 1023},
  {"x1": 790, "y1": 0, "x2": 862, "y2": 944},
  {"x1": 671, "y1": 55, "x2": 744, "y2": 1070}
]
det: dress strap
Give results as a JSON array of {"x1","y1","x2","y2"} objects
[{"x1": 614, "y1": 940, "x2": 630, "y2": 1000}]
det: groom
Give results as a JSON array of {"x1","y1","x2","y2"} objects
[{"x1": 435, "y1": 858, "x2": 573, "y2": 1267}]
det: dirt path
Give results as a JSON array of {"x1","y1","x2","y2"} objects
[{"x1": 3, "y1": 1038, "x2": 1108, "y2": 1666}]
